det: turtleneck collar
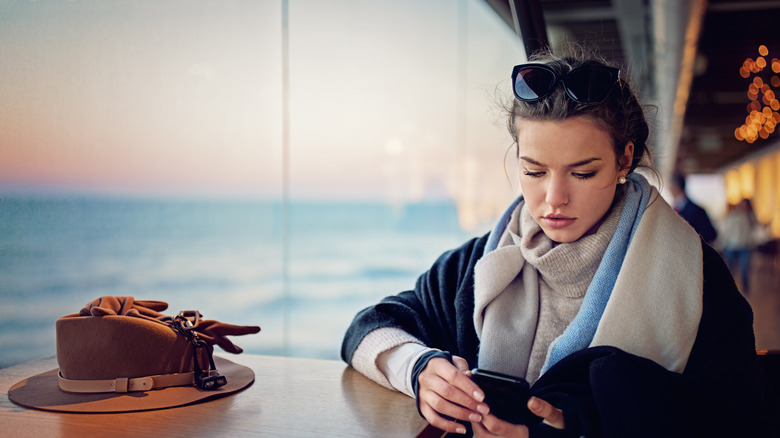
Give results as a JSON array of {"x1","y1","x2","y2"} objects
[{"x1": 507, "y1": 191, "x2": 626, "y2": 298}]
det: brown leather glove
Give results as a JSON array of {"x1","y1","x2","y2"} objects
[
  {"x1": 80, "y1": 296, "x2": 261, "y2": 354},
  {"x1": 192, "y1": 319, "x2": 262, "y2": 354}
]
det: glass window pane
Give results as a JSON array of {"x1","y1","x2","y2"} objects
[
  {"x1": 0, "y1": 0, "x2": 285, "y2": 366},
  {"x1": 0, "y1": 0, "x2": 525, "y2": 367}
]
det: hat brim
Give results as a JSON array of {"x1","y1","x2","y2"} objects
[{"x1": 8, "y1": 356, "x2": 254, "y2": 413}]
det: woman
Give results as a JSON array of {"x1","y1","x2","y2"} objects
[{"x1": 341, "y1": 50, "x2": 778, "y2": 437}]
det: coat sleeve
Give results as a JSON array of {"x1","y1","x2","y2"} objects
[{"x1": 340, "y1": 234, "x2": 488, "y2": 367}]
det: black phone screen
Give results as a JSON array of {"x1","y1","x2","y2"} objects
[{"x1": 470, "y1": 368, "x2": 539, "y2": 425}]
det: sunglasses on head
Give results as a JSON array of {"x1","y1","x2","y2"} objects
[{"x1": 511, "y1": 63, "x2": 621, "y2": 104}]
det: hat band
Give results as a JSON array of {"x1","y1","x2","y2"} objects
[{"x1": 58, "y1": 370, "x2": 195, "y2": 393}]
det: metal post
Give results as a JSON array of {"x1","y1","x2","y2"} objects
[{"x1": 281, "y1": 0, "x2": 291, "y2": 356}]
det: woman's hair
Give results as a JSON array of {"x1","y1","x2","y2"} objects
[{"x1": 507, "y1": 47, "x2": 651, "y2": 174}]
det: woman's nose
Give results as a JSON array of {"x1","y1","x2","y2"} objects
[{"x1": 545, "y1": 177, "x2": 569, "y2": 207}]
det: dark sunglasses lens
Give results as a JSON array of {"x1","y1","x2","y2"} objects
[
  {"x1": 514, "y1": 67, "x2": 556, "y2": 101},
  {"x1": 565, "y1": 67, "x2": 616, "y2": 103}
]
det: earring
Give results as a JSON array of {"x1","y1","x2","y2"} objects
[{"x1": 618, "y1": 175, "x2": 627, "y2": 184}]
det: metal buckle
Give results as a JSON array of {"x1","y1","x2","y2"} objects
[{"x1": 171, "y1": 311, "x2": 227, "y2": 390}]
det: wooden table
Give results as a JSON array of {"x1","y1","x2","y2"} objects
[{"x1": 0, "y1": 354, "x2": 437, "y2": 437}]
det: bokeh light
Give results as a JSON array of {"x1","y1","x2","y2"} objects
[{"x1": 736, "y1": 45, "x2": 780, "y2": 143}]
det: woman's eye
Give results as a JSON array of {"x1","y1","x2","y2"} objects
[
  {"x1": 523, "y1": 170, "x2": 545, "y2": 178},
  {"x1": 573, "y1": 171, "x2": 597, "y2": 180}
]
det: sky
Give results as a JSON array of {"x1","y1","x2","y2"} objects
[
  {"x1": 0, "y1": 0, "x2": 527, "y2": 217},
  {"x1": 0, "y1": 0, "x2": 283, "y2": 197}
]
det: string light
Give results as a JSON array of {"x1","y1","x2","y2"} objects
[{"x1": 736, "y1": 45, "x2": 780, "y2": 143}]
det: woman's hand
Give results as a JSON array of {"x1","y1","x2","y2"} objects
[
  {"x1": 471, "y1": 396, "x2": 565, "y2": 437},
  {"x1": 416, "y1": 355, "x2": 490, "y2": 434}
]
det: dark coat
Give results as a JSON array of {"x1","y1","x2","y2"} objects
[{"x1": 341, "y1": 234, "x2": 779, "y2": 437}]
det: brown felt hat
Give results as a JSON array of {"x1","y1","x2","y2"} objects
[{"x1": 8, "y1": 296, "x2": 260, "y2": 413}]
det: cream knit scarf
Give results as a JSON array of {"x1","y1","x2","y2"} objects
[{"x1": 474, "y1": 174, "x2": 703, "y2": 377}]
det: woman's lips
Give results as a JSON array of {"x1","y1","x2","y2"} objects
[{"x1": 541, "y1": 215, "x2": 575, "y2": 229}]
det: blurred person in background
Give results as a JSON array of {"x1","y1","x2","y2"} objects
[
  {"x1": 720, "y1": 198, "x2": 760, "y2": 294},
  {"x1": 669, "y1": 172, "x2": 718, "y2": 245}
]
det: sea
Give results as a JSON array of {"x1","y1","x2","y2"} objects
[{"x1": 0, "y1": 195, "x2": 480, "y2": 369}]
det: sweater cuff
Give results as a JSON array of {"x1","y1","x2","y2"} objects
[
  {"x1": 378, "y1": 343, "x2": 433, "y2": 397},
  {"x1": 350, "y1": 327, "x2": 424, "y2": 391}
]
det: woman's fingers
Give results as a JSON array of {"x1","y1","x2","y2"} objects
[
  {"x1": 418, "y1": 371, "x2": 482, "y2": 422},
  {"x1": 417, "y1": 357, "x2": 489, "y2": 433},
  {"x1": 468, "y1": 395, "x2": 564, "y2": 437},
  {"x1": 471, "y1": 419, "x2": 495, "y2": 437},
  {"x1": 452, "y1": 355, "x2": 471, "y2": 373},
  {"x1": 472, "y1": 413, "x2": 530, "y2": 438},
  {"x1": 418, "y1": 376, "x2": 478, "y2": 434},
  {"x1": 418, "y1": 401, "x2": 469, "y2": 434},
  {"x1": 527, "y1": 396, "x2": 565, "y2": 429},
  {"x1": 422, "y1": 358, "x2": 488, "y2": 413}
]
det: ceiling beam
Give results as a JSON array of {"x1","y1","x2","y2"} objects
[
  {"x1": 651, "y1": 0, "x2": 708, "y2": 179},
  {"x1": 543, "y1": 7, "x2": 615, "y2": 23},
  {"x1": 707, "y1": 1, "x2": 780, "y2": 12},
  {"x1": 481, "y1": 0, "x2": 514, "y2": 30},
  {"x1": 613, "y1": 0, "x2": 651, "y2": 93},
  {"x1": 508, "y1": 0, "x2": 549, "y2": 56}
]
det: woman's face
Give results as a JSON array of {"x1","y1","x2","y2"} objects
[{"x1": 516, "y1": 116, "x2": 633, "y2": 243}]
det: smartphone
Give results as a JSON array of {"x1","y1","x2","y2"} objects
[{"x1": 470, "y1": 368, "x2": 539, "y2": 425}]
